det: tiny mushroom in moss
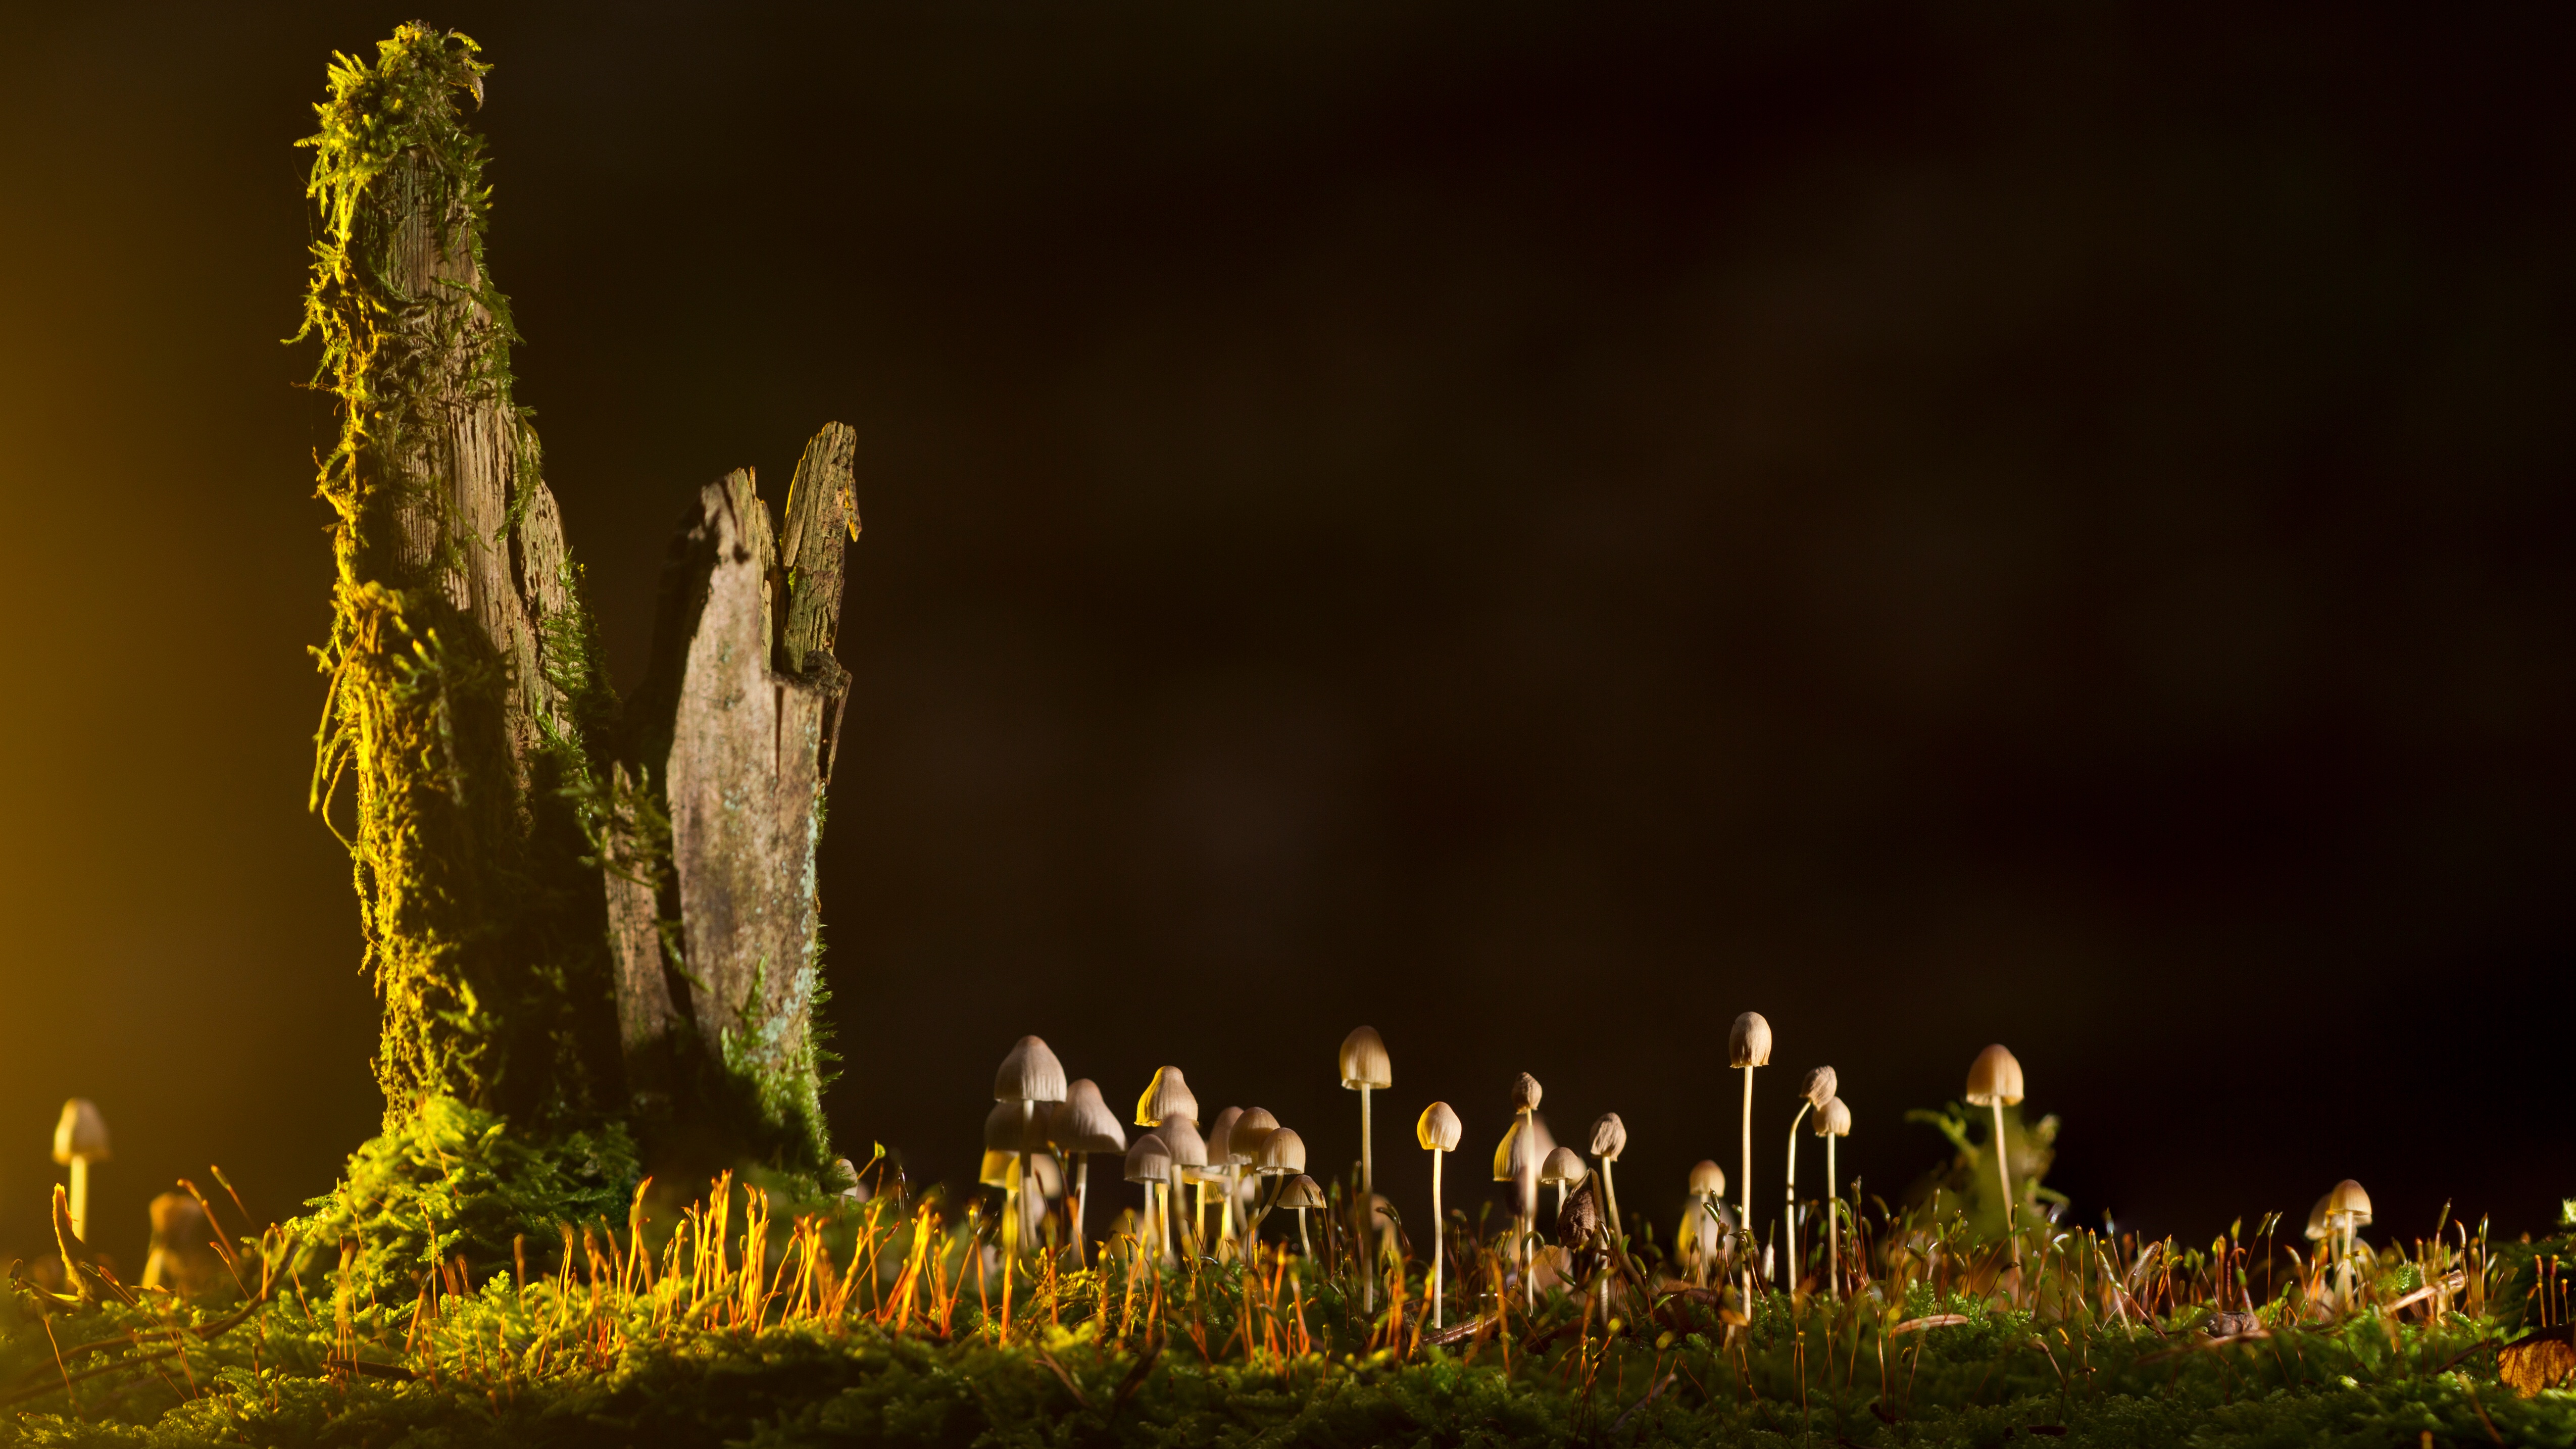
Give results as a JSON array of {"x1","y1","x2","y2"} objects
[{"x1": 1417, "y1": 1101, "x2": 1462, "y2": 1326}]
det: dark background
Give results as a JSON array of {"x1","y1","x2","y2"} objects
[{"x1": 0, "y1": 2, "x2": 2569, "y2": 1271}]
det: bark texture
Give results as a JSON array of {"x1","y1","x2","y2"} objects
[{"x1": 612, "y1": 428, "x2": 858, "y2": 1167}]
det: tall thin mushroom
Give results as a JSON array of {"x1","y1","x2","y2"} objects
[
  {"x1": 1251, "y1": 1126, "x2": 1307, "y2": 1237},
  {"x1": 1052, "y1": 1080, "x2": 1126, "y2": 1265},
  {"x1": 1784, "y1": 1065, "x2": 1836, "y2": 1287},
  {"x1": 1497, "y1": 1074, "x2": 1543, "y2": 1309},
  {"x1": 51, "y1": 1101, "x2": 108, "y2": 1247},
  {"x1": 2325, "y1": 1179, "x2": 2372, "y2": 1305},
  {"x1": 1963, "y1": 1044, "x2": 2026, "y2": 1265},
  {"x1": 1338, "y1": 1027, "x2": 1392, "y2": 1311},
  {"x1": 1813, "y1": 1095, "x2": 1850, "y2": 1297},
  {"x1": 1204, "y1": 1107, "x2": 1245, "y2": 1251},
  {"x1": 1728, "y1": 1013, "x2": 1771, "y2": 1304},
  {"x1": 1279, "y1": 1174, "x2": 1325, "y2": 1258},
  {"x1": 1416, "y1": 1102, "x2": 1461, "y2": 1327},
  {"x1": 1587, "y1": 1113, "x2": 1628, "y2": 1240},
  {"x1": 1159, "y1": 1116, "x2": 1209, "y2": 1258},
  {"x1": 1123, "y1": 1131, "x2": 1172, "y2": 1264},
  {"x1": 995, "y1": 1037, "x2": 1068, "y2": 1272}
]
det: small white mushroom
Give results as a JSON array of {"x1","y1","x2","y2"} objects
[
  {"x1": 1417, "y1": 1102, "x2": 1462, "y2": 1327},
  {"x1": 1963, "y1": 1044, "x2": 2026, "y2": 1264},
  {"x1": 52, "y1": 1100, "x2": 109, "y2": 1246}
]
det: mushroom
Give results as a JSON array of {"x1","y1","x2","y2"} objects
[
  {"x1": 1134, "y1": 1065, "x2": 1198, "y2": 1129},
  {"x1": 1812, "y1": 1095, "x2": 1850, "y2": 1297},
  {"x1": 1159, "y1": 1116, "x2": 1210, "y2": 1258},
  {"x1": 1339, "y1": 1027, "x2": 1393, "y2": 1310},
  {"x1": 1540, "y1": 1144, "x2": 1589, "y2": 1221},
  {"x1": 2325, "y1": 1179, "x2": 2372, "y2": 1304},
  {"x1": 52, "y1": 1100, "x2": 108, "y2": 1246},
  {"x1": 1050, "y1": 1080, "x2": 1126, "y2": 1265},
  {"x1": 984, "y1": 1102, "x2": 1050, "y2": 1248},
  {"x1": 141, "y1": 1190, "x2": 219, "y2": 1297},
  {"x1": 1204, "y1": 1106, "x2": 1246, "y2": 1250},
  {"x1": 1123, "y1": 1131, "x2": 1173, "y2": 1263},
  {"x1": 1278, "y1": 1174, "x2": 1326, "y2": 1258},
  {"x1": 995, "y1": 1037, "x2": 1068, "y2": 1266},
  {"x1": 1495, "y1": 1080, "x2": 1543, "y2": 1308},
  {"x1": 1963, "y1": 1044, "x2": 2026, "y2": 1263},
  {"x1": 1587, "y1": 1113, "x2": 1628, "y2": 1239},
  {"x1": 1416, "y1": 1102, "x2": 1462, "y2": 1327},
  {"x1": 1784, "y1": 1065, "x2": 1836, "y2": 1287},
  {"x1": 1250, "y1": 1126, "x2": 1307, "y2": 1236},
  {"x1": 1687, "y1": 1159, "x2": 1727, "y2": 1285},
  {"x1": 1728, "y1": 1014, "x2": 1770, "y2": 1301}
]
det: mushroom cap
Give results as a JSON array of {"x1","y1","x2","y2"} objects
[
  {"x1": 1540, "y1": 1144, "x2": 1588, "y2": 1185},
  {"x1": 1728, "y1": 1013, "x2": 1772, "y2": 1068},
  {"x1": 985, "y1": 1100, "x2": 1052, "y2": 1153},
  {"x1": 52, "y1": 1099, "x2": 107, "y2": 1165},
  {"x1": 2325, "y1": 1178, "x2": 2372, "y2": 1225},
  {"x1": 1688, "y1": 1159, "x2": 1727, "y2": 1197},
  {"x1": 994, "y1": 1035, "x2": 1068, "y2": 1104},
  {"x1": 1510, "y1": 1072, "x2": 1544, "y2": 1111},
  {"x1": 1796, "y1": 1066, "x2": 1838, "y2": 1109},
  {"x1": 1124, "y1": 1131, "x2": 1173, "y2": 1184},
  {"x1": 1205, "y1": 1107, "x2": 1247, "y2": 1165},
  {"x1": 1963, "y1": 1043, "x2": 2025, "y2": 1106},
  {"x1": 1256, "y1": 1126, "x2": 1307, "y2": 1176},
  {"x1": 148, "y1": 1190, "x2": 206, "y2": 1240},
  {"x1": 1051, "y1": 1080, "x2": 1128, "y2": 1155},
  {"x1": 1588, "y1": 1112, "x2": 1627, "y2": 1160},
  {"x1": 1493, "y1": 1118, "x2": 1538, "y2": 1183},
  {"x1": 1416, "y1": 1101, "x2": 1462, "y2": 1153},
  {"x1": 1339, "y1": 1026, "x2": 1392, "y2": 1090},
  {"x1": 1813, "y1": 1096, "x2": 1851, "y2": 1137},
  {"x1": 1135, "y1": 1066, "x2": 1199, "y2": 1127},
  {"x1": 1160, "y1": 1115, "x2": 1210, "y2": 1170},
  {"x1": 1278, "y1": 1174, "x2": 1326, "y2": 1211},
  {"x1": 2303, "y1": 1193, "x2": 2334, "y2": 1241},
  {"x1": 1232, "y1": 1106, "x2": 1280, "y2": 1162},
  {"x1": 1027, "y1": 1152, "x2": 1064, "y2": 1198},
  {"x1": 979, "y1": 1150, "x2": 1016, "y2": 1187}
]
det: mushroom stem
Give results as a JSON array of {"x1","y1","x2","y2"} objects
[
  {"x1": 1740, "y1": 1064, "x2": 1755, "y2": 1308},
  {"x1": 1016, "y1": 1100, "x2": 1035, "y2": 1268},
  {"x1": 1297, "y1": 1206, "x2": 1312, "y2": 1259},
  {"x1": 1602, "y1": 1159, "x2": 1621, "y2": 1240},
  {"x1": 1825, "y1": 1135, "x2": 1839, "y2": 1299},
  {"x1": 1989, "y1": 1097, "x2": 2019, "y2": 1265},
  {"x1": 1073, "y1": 1154, "x2": 1091, "y2": 1267},
  {"x1": 1429, "y1": 1148, "x2": 1446, "y2": 1328},
  {"x1": 1221, "y1": 1167, "x2": 1237, "y2": 1249},
  {"x1": 1785, "y1": 1100, "x2": 1811, "y2": 1290},
  {"x1": 68, "y1": 1158, "x2": 88, "y2": 1245},
  {"x1": 1358, "y1": 1084, "x2": 1374, "y2": 1312}
]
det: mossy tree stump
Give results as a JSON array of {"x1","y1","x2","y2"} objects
[{"x1": 299, "y1": 25, "x2": 854, "y2": 1198}]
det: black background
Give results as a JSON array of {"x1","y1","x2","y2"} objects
[{"x1": 0, "y1": 2, "x2": 2569, "y2": 1271}]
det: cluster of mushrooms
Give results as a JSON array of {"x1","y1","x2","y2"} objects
[{"x1": 977, "y1": 1026, "x2": 2381, "y2": 1320}]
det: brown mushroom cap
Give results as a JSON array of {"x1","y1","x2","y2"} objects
[
  {"x1": 1205, "y1": 1107, "x2": 1247, "y2": 1165},
  {"x1": 1588, "y1": 1112, "x2": 1627, "y2": 1160},
  {"x1": 1124, "y1": 1131, "x2": 1173, "y2": 1184},
  {"x1": 1813, "y1": 1096, "x2": 1851, "y2": 1137},
  {"x1": 1256, "y1": 1127, "x2": 1307, "y2": 1176},
  {"x1": 1339, "y1": 1026, "x2": 1392, "y2": 1090},
  {"x1": 1540, "y1": 1144, "x2": 1588, "y2": 1185},
  {"x1": 52, "y1": 1100, "x2": 108, "y2": 1165},
  {"x1": 2304, "y1": 1193, "x2": 2334, "y2": 1241},
  {"x1": 1051, "y1": 1079, "x2": 1128, "y2": 1156},
  {"x1": 1160, "y1": 1115, "x2": 1210, "y2": 1170},
  {"x1": 1232, "y1": 1106, "x2": 1280, "y2": 1162},
  {"x1": 985, "y1": 1100, "x2": 1047, "y2": 1153},
  {"x1": 1796, "y1": 1066, "x2": 1838, "y2": 1109},
  {"x1": 2326, "y1": 1178, "x2": 2372, "y2": 1226},
  {"x1": 1417, "y1": 1101, "x2": 1462, "y2": 1152},
  {"x1": 1688, "y1": 1159, "x2": 1727, "y2": 1197},
  {"x1": 1963, "y1": 1044, "x2": 2025, "y2": 1106},
  {"x1": 1278, "y1": 1174, "x2": 1326, "y2": 1211},
  {"x1": 1135, "y1": 1066, "x2": 1199, "y2": 1126},
  {"x1": 1510, "y1": 1072, "x2": 1544, "y2": 1112},
  {"x1": 1728, "y1": 1013, "x2": 1772, "y2": 1069},
  {"x1": 994, "y1": 1035, "x2": 1068, "y2": 1104}
]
